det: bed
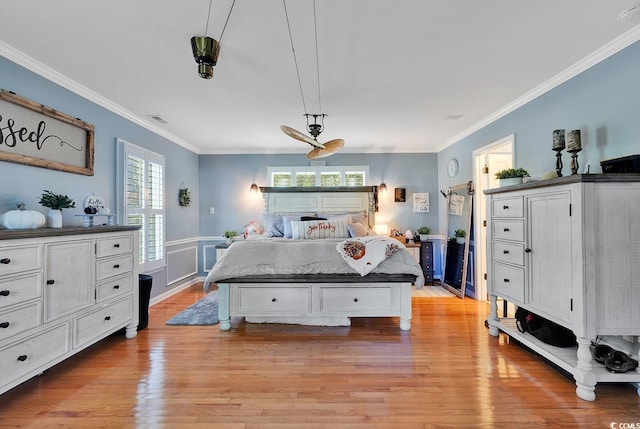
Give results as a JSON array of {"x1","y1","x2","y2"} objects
[{"x1": 204, "y1": 186, "x2": 424, "y2": 330}]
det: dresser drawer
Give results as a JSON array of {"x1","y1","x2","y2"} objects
[
  {"x1": 492, "y1": 220, "x2": 524, "y2": 242},
  {"x1": 492, "y1": 262, "x2": 525, "y2": 303},
  {"x1": 492, "y1": 241, "x2": 524, "y2": 266},
  {"x1": 96, "y1": 235, "x2": 133, "y2": 258},
  {"x1": 0, "y1": 322, "x2": 70, "y2": 391},
  {"x1": 0, "y1": 244, "x2": 41, "y2": 276},
  {"x1": 0, "y1": 301, "x2": 42, "y2": 341},
  {"x1": 492, "y1": 196, "x2": 524, "y2": 218},
  {"x1": 74, "y1": 296, "x2": 133, "y2": 348},
  {"x1": 234, "y1": 286, "x2": 311, "y2": 314},
  {"x1": 96, "y1": 254, "x2": 133, "y2": 281},
  {"x1": 320, "y1": 287, "x2": 394, "y2": 313},
  {"x1": 96, "y1": 274, "x2": 133, "y2": 303},
  {"x1": 0, "y1": 271, "x2": 42, "y2": 309}
]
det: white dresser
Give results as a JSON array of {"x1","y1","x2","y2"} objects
[
  {"x1": 0, "y1": 226, "x2": 139, "y2": 395},
  {"x1": 485, "y1": 174, "x2": 640, "y2": 401}
]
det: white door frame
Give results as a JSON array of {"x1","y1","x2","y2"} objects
[{"x1": 472, "y1": 134, "x2": 514, "y2": 301}]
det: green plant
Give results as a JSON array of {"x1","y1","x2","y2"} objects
[
  {"x1": 494, "y1": 168, "x2": 530, "y2": 179},
  {"x1": 417, "y1": 226, "x2": 431, "y2": 235},
  {"x1": 454, "y1": 229, "x2": 466, "y2": 238},
  {"x1": 38, "y1": 190, "x2": 75, "y2": 210},
  {"x1": 224, "y1": 230, "x2": 237, "y2": 238}
]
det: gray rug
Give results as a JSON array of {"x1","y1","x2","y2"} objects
[{"x1": 166, "y1": 291, "x2": 219, "y2": 326}]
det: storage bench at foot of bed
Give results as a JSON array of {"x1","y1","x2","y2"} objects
[{"x1": 215, "y1": 274, "x2": 415, "y2": 330}]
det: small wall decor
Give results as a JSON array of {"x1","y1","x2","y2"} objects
[
  {"x1": 0, "y1": 90, "x2": 95, "y2": 175},
  {"x1": 413, "y1": 192, "x2": 430, "y2": 212},
  {"x1": 394, "y1": 187, "x2": 406, "y2": 202},
  {"x1": 178, "y1": 183, "x2": 191, "y2": 207}
]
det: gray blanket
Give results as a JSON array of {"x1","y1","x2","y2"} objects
[{"x1": 204, "y1": 238, "x2": 424, "y2": 291}]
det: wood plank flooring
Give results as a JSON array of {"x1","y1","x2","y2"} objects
[{"x1": 0, "y1": 283, "x2": 638, "y2": 428}]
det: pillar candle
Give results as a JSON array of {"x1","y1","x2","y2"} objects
[
  {"x1": 552, "y1": 129, "x2": 565, "y2": 150},
  {"x1": 567, "y1": 129, "x2": 581, "y2": 151}
]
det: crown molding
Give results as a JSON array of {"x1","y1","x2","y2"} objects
[
  {"x1": 437, "y1": 25, "x2": 640, "y2": 152},
  {"x1": 0, "y1": 41, "x2": 201, "y2": 155}
]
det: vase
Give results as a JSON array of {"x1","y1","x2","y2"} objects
[
  {"x1": 226, "y1": 237, "x2": 233, "y2": 245},
  {"x1": 47, "y1": 209, "x2": 62, "y2": 228},
  {"x1": 456, "y1": 237, "x2": 466, "y2": 245},
  {"x1": 499, "y1": 177, "x2": 523, "y2": 187}
]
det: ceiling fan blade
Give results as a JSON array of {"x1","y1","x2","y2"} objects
[
  {"x1": 306, "y1": 139, "x2": 344, "y2": 159},
  {"x1": 280, "y1": 125, "x2": 325, "y2": 148}
]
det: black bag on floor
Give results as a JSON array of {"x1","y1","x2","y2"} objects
[{"x1": 515, "y1": 307, "x2": 577, "y2": 347}]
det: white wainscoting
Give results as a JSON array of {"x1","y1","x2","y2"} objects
[{"x1": 166, "y1": 245, "x2": 198, "y2": 285}]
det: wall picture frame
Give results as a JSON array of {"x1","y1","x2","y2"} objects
[
  {"x1": 0, "y1": 90, "x2": 95, "y2": 175},
  {"x1": 394, "y1": 187, "x2": 406, "y2": 202}
]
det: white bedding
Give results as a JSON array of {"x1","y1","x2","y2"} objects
[{"x1": 204, "y1": 237, "x2": 425, "y2": 291}]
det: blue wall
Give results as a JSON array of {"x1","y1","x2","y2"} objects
[
  {"x1": 1, "y1": 56, "x2": 200, "y2": 299},
  {"x1": 3, "y1": 38, "x2": 640, "y2": 299}
]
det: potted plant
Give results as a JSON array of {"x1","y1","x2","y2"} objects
[
  {"x1": 495, "y1": 168, "x2": 530, "y2": 187},
  {"x1": 38, "y1": 190, "x2": 75, "y2": 228},
  {"x1": 224, "y1": 230, "x2": 237, "y2": 244},
  {"x1": 417, "y1": 226, "x2": 431, "y2": 241},
  {"x1": 454, "y1": 229, "x2": 466, "y2": 244}
]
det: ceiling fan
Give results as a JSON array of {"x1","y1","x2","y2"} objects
[{"x1": 281, "y1": 114, "x2": 344, "y2": 159}]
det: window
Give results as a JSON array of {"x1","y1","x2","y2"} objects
[
  {"x1": 267, "y1": 166, "x2": 368, "y2": 187},
  {"x1": 116, "y1": 139, "x2": 165, "y2": 273}
]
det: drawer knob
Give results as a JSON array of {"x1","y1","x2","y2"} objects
[
  {"x1": 17, "y1": 355, "x2": 28, "y2": 362},
  {"x1": 525, "y1": 248, "x2": 532, "y2": 253},
  {"x1": 0, "y1": 258, "x2": 10, "y2": 264},
  {"x1": 46, "y1": 279, "x2": 55, "y2": 285},
  {"x1": 114, "y1": 243, "x2": 120, "y2": 248},
  {"x1": 503, "y1": 278, "x2": 510, "y2": 283},
  {"x1": 105, "y1": 316, "x2": 111, "y2": 321},
  {"x1": 113, "y1": 285, "x2": 120, "y2": 290},
  {"x1": 271, "y1": 298, "x2": 277, "y2": 302},
  {"x1": 503, "y1": 205, "x2": 509, "y2": 209},
  {"x1": 503, "y1": 227, "x2": 510, "y2": 232},
  {"x1": 0, "y1": 290, "x2": 10, "y2": 296},
  {"x1": 113, "y1": 264, "x2": 120, "y2": 269},
  {"x1": 503, "y1": 250, "x2": 509, "y2": 254},
  {"x1": 353, "y1": 298, "x2": 359, "y2": 303},
  {"x1": 0, "y1": 322, "x2": 9, "y2": 328}
]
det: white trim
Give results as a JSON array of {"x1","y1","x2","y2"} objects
[
  {"x1": 202, "y1": 244, "x2": 217, "y2": 273},
  {"x1": 437, "y1": 25, "x2": 640, "y2": 152},
  {"x1": 166, "y1": 237, "x2": 200, "y2": 247},
  {"x1": 0, "y1": 41, "x2": 200, "y2": 155},
  {"x1": 166, "y1": 246, "x2": 198, "y2": 285},
  {"x1": 149, "y1": 278, "x2": 200, "y2": 307}
]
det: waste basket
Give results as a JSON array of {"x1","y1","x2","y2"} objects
[{"x1": 138, "y1": 274, "x2": 153, "y2": 330}]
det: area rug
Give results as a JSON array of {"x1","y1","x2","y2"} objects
[
  {"x1": 166, "y1": 291, "x2": 219, "y2": 325},
  {"x1": 412, "y1": 285, "x2": 456, "y2": 298}
]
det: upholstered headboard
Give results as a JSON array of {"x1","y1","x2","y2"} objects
[{"x1": 260, "y1": 186, "x2": 377, "y2": 228}]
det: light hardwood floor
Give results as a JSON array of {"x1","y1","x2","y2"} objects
[{"x1": 0, "y1": 283, "x2": 638, "y2": 428}]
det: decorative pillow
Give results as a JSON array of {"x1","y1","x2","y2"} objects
[
  {"x1": 281, "y1": 213, "x2": 316, "y2": 238},
  {"x1": 291, "y1": 218, "x2": 350, "y2": 240},
  {"x1": 301, "y1": 216, "x2": 327, "y2": 221},
  {"x1": 264, "y1": 214, "x2": 284, "y2": 237},
  {"x1": 351, "y1": 212, "x2": 368, "y2": 225},
  {"x1": 347, "y1": 222, "x2": 368, "y2": 238},
  {"x1": 336, "y1": 236, "x2": 404, "y2": 276}
]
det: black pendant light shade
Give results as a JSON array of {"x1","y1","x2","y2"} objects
[{"x1": 191, "y1": 36, "x2": 220, "y2": 79}]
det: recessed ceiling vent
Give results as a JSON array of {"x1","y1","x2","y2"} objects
[{"x1": 149, "y1": 115, "x2": 168, "y2": 124}]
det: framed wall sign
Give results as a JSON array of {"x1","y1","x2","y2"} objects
[
  {"x1": 0, "y1": 90, "x2": 95, "y2": 175},
  {"x1": 413, "y1": 192, "x2": 430, "y2": 212}
]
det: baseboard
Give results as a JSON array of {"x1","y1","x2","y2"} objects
[{"x1": 149, "y1": 278, "x2": 201, "y2": 307}]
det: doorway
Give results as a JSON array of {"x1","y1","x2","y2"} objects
[{"x1": 472, "y1": 134, "x2": 514, "y2": 301}]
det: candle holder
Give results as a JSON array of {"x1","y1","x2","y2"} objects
[
  {"x1": 569, "y1": 148, "x2": 582, "y2": 175},
  {"x1": 553, "y1": 147, "x2": 564, "y2": 177}
]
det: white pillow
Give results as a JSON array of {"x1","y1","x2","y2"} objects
[
  {"x1": 336, "y1": 236, "x2": 405, "y2": 276},
  {"x1": 290, "y1": 218, "x2": 350, "y2": 240},
  {"x1": 347, "y1": 222, "x2": 368, "y2": 238}
]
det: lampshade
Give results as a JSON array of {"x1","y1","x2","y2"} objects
[
  {"x1": 379, "y1": 182, "x2": 387, "y2": 193},
  {"x1": 374, "y1": 224, "x2": 389, "y2": 235},
  {"x1": 250, "y1": 183, "x2": 259, "y2": 194}
]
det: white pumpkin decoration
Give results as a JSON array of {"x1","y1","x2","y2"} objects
[{"x1": 0, "y1": 203, "x2": 46, "y2": 230}]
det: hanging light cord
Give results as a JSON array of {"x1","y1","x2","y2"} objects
[
  {"x1": 283, "y1": 0, "x2": 323, "y2": 115},
  {"x1": 204, "y1": 0, "x2": 237, "y2": 43},
  {"x1": 283, "y1": 0, "x2": 308, "y2": 114}
]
